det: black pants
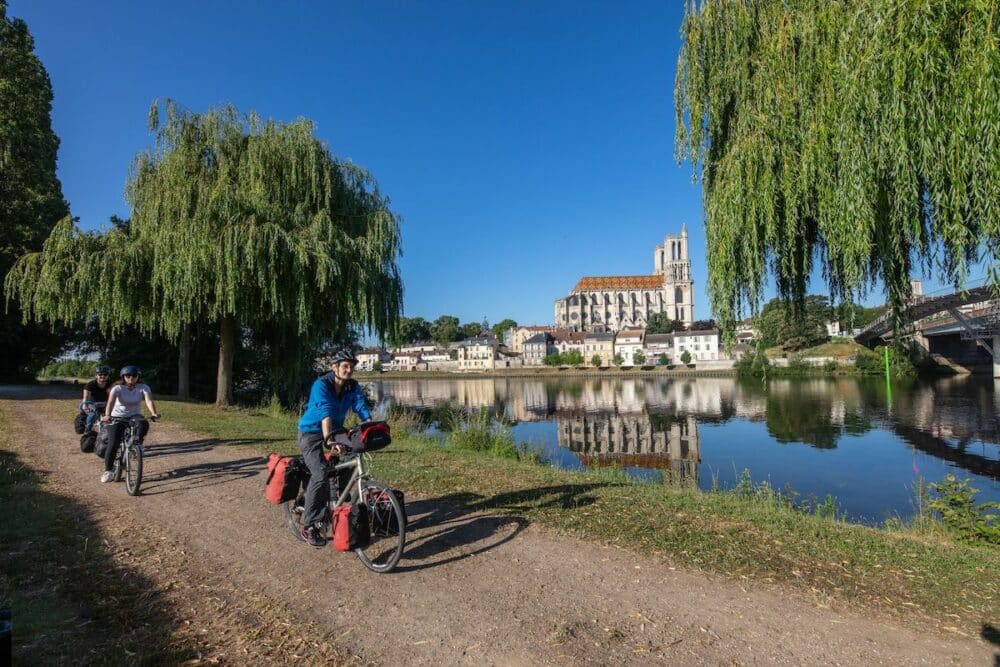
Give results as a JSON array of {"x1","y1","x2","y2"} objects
[
  {"x1": 297, "y1": 431, "x2": 354, "y2": 527},
  {"x1": 104, "y1": 416, "x2": 148, "y2": 472}
]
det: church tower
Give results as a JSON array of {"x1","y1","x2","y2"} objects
[{"x1": 654, "y1": 224, "x2": 693, "y2": 324}]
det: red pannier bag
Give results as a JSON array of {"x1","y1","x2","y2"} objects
[
  {"x1": 332, "y1": 503, "x2": 370, "y2": 551},
  {"x1": 264, "y1": 453, "x2": 305, "y2": 504}
]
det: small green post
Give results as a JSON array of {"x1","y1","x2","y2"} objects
[{"x1": 884, "y1": 346, "x2": 892, "y2": 410}]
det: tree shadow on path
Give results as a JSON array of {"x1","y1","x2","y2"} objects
[
  {"x1": 981, "y1": 623, "x2": 999, "y2": 667},
  {"x1": 394, "y1": 483, "x2": 612, "y2": 573}
]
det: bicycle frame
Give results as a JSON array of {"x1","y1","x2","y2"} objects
[{"x1": 329, "y1": 453, "x2": 369, "y2": 507}]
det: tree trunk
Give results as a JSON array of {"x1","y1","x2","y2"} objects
[
  {"x1": 177, "y1": 324, "x2": 191, "y2": 399},
  {"x1": 216, "y1": 315, "x2": 235, "y2": 406}
]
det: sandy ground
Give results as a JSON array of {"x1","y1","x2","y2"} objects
[{"x1": 2, "y1": 384, "x2": 996, "y2": 665}]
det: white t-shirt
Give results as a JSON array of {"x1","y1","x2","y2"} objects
[{"x1": 109, "y1": 383, "x2": 152, "y2": 418}]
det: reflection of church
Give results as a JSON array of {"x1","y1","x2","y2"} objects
[{"x1": 557, "y1": 412, "x2": 700, "y2": 482}]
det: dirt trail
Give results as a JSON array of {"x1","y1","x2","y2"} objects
[{"x1": 2, "y1": 385, "x2": 995, "y2": 665}]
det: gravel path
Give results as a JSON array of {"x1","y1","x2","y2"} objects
[{"x1": 3, "y1": 385, "x2": 995, "y2": 665}]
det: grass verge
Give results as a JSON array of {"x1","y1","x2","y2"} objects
[{"x1": 152, "y1": 397, "x2": 1000, "y2": 637}]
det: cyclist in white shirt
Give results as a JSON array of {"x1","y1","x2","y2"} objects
[{"x1": 100, "y1": 365, "x2": 159, "y2": 483}]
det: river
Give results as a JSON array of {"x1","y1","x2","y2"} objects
[{"x1": 364, "y1": 374, "x2": 1000, "y2": 524}]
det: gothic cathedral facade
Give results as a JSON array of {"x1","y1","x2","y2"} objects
[{"x1": 554, "y1": 227, "x2": 694, "y2": 332}]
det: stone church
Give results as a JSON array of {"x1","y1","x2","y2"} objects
[{"x1": 554, "y1": 227, "x2": 694, "y2": 332}]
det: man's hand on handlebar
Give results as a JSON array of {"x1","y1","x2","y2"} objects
[{"x1": 324, "y1": 434, "x2": 351, "y2": 455}]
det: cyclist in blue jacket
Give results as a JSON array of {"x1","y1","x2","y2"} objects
[{"x1": 296, "y1": 349, "x2": 372, "y2": 547}]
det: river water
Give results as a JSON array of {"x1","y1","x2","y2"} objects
[{"x1": 364, "y1": 374, "x2": 1000, "y2": 524}]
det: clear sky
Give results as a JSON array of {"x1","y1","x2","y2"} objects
[{"x1": 10, "y1": 1, "x2": 979, "y2": 330}]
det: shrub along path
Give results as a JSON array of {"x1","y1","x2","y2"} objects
[{"x1": 0, "y1": 384, "x2": 995, "y2": 664}]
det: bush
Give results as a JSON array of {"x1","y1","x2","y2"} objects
[
  {"x1": 680, "y1": 350, "x2": 692, "y2": 365},
  {"x1": 735, "y1": 350, "x2": 770, "y2": 377},
  {"x1": 928, "y1": 474, "x2": 1000, "y2": 545},
  {"x1": 39, "y1": 358, "x2": 99, "y2": 379}
]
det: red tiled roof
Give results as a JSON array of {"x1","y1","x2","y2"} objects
[{"x1": 573, "y1": 275, "x2": 663, "y2": 292}]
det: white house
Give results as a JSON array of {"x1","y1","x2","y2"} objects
[
  {"x1": 386, "y1": 352, "x2": 421, "y2": 371},
  {"x1": 614, "y1": 328, "x2": 645, "y2": 365},
  {"x1": 673, "y1": 329, "x2": 720, "y2": 362},
  {"x1": 643, "y1": 334, "x2": 674, "y2": 364},
  {"x1": 456, "y1": 336, "x2": 498, "y2": 371},
  {"x1": 356, "y1": 347, "x2": 390, "y2": 372}
]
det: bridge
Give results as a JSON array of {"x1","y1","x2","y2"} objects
[{"x1": 855, "y1": 280, "x2": 999, "y2": 377}]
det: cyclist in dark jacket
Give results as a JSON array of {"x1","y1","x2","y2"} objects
[{"x1": 296, "y1": 349, "x2": 371, "y2": 547}]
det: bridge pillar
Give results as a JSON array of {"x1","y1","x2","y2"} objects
[{"x1": 994, "y1": 336, "x2": 1000, "y2": 378}]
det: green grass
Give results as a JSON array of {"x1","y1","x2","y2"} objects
[{"x1": 155, "y1": 397, "x2": 1000, "y2": 636}]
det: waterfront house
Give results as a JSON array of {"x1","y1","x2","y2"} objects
[
  {"x1": 643, "y1": 334, "x2": 674, "y2": 364},
  {"x1": 356, "y1": 347, "x2": 390, "y2": 372},
  {"x1": 522, "y1": 333, "x2": 551, "y2": 366},
  {"x1": 614, "y1": 328, "x2": 645, "y2": 365},
  {"x1": 673, "y1": 329, "x2": 720, "y2": 362},
  {"x1": 456, "y1": 336, "x2": 498, "y2": 371},
  {"x1": 583, "y1": 332, "x2": 614, "y2": 366}
]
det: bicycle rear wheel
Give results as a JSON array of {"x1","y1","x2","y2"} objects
[
  {"x1": 284, "y1": 493, "x2": 307, "y2": 542},
  {"x1": 125, "y1": 443, "x2": 143, "y2": 496},
  {"x1": 354, "y1": 480, "x2": 405, "y2": 573}
]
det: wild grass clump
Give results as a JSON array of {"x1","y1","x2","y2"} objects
[
  {"x1": 387, "y1": 408, "x2": 426, "y2": 440},
  {"x1": 446, "y1": 408, "x2": 538, "y2": 462}
]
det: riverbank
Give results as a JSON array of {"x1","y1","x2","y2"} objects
[{"x1": 155, "y1": 395, "x2": 999, "y2": 637}]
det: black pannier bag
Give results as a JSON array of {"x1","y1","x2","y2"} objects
[
  {"x1": 371, "y1": 488, "x2": 407, "y2": 536},
  {"x1": 73, "y1": 411, "x2": 87, "y2": 435},
  {"x1": 94, "y1": 425, "x2": 111, "y2": 458}
]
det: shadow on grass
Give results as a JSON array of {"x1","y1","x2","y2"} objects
[
  {"x1": 393, "y1": 484, "x2": 611, "y2": 573},
  {"x1": 0, "y1": 449, "x2": 192, "y2": 664}
]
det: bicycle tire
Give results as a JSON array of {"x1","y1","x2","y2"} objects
[
  {"x1": 284, "y1": 494, "x2": 307, "y2": 542},
  {"x1": 353, "y1": 480, "x2": 405, "y2": 573},
  {"x1": 125, "y1": 443, "x2": 143, "y2": 496}
]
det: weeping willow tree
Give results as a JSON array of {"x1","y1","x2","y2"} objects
[
  {"x1": 7, "y1": 101, "x2": 403, "y2": 405},
  {"x1": 675, "y1": 0, "x2": 1000, "y2": 336}
]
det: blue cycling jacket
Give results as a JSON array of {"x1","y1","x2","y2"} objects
[{"x1": 297, "y1": 373, "x2": 371, "y2": 433}]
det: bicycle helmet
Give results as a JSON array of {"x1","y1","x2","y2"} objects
[
  {"x1": 95, "y1": 365, "x2": 111, "y2": 375},
  {"x1": 330, "y1": 349, "x2": 358, "y2": 365},
  {"x1": 120, "y1": 365, "x2": 141, "y2": 377}
]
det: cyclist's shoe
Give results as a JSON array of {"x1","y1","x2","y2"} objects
[
  {"x1": 301, "y1": 524, "x2": 327, "y2": 548},
  {"x1": 100, "y1": 471, "x2": 114, "y2": 483}
]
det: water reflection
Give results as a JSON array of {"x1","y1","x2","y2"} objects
[{"x1": 368, "y1": 375, "x2": 1000, "y2": 520}]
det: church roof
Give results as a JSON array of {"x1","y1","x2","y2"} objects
[{"x1": 572, "y1": 275, "x2": 663, "y2": 292}]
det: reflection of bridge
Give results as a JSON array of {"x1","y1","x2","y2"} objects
[{"x1": 855, "y1": 283, "x2": 999, "y2": 376}]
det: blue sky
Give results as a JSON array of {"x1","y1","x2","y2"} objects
[{"x1": 11, "y1": 1, "x2": 977, "y2": 329}]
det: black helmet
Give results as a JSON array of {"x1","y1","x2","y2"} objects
[
  {"x1": 330, "y1": 349, "x2": 358, "y2": 365},
  {"x1": 95, "y1": 365, "x2": 111, "y2": 375},
  {"x1": 120, "y1": 365, "x2": 141, "y2": 377}
]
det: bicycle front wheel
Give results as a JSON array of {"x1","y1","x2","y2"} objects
[
  {"x1": 125, "y1": 444, "x2": 143, "y2": 496},
  {"x1": 354, "y1": 480, "x2": 406, "y2": 573}
]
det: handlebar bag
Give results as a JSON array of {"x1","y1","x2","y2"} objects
[
  {"x1": 332, "y1": 502, "x2": 370, "y2": 551},
  {"x1": 264, "y1": 454, "x2": 306, "y2": 504},
  {"x1": 73, "y1": 411, "x2": 87, "y2": 435},
  {"x1": 358, "y1": 422, "x2": 391, "y2": 452}
]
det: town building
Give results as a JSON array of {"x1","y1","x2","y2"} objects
[
  {"x1": 356, "y1": 347, "x2": 390, "y2": 372},
  {"x1": 522, "y1": 333, "x2": 551, "y2": 366},
  {"x1": 583, "y1": 332, "x2": 614, "y2": 366},
  {"x1": 614, "y1": 328, "x2": 645, "y2": 365},
  {"x1": 507, "y1": 325, "x2": 560, "y2": 354},
  {"x1": 554, "y1": 228, "x2": 694, "y2": 333},
  {"x1": 673, "y1": 329, "x2": 720, "y2": 362},
  {"x1": 643, "y1": 334, "x2": 674, "y2": 364},
  {"x1": 456, "y1": 336, "x2": 498, "y2": 371}
]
